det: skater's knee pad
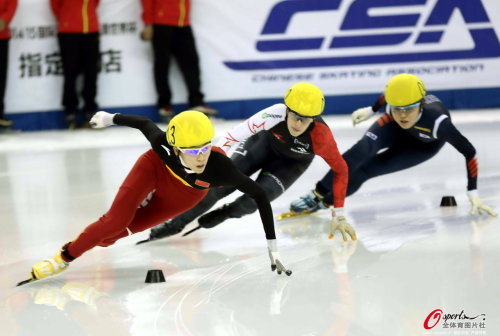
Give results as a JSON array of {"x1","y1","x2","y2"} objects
[
  {"x1": 226, "y1": 173, "x2": 286, "y2": 218},
  {"x1": 260, "y1": 172, "x2": 286, "y2": 200},
  {"x1": 226, "y1": 198, "x2": 258, "y2": 218}
]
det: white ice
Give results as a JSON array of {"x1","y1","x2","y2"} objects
[{"x1": 1, "y1": 110, "x2": 499, "y2": 336}]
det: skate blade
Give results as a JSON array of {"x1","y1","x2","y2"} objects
[
  {"x1": 136, "y1": 238, "x2": 153, "y2": 245},
  {"x1": 17, "y1": 278, "x2": 36, "y2": 287},
  {"x1": 17, "y1": 272, "x2": 37, "y2": 287},
  {"x1": 182, "y1": 226, "x2": 201, "y2": 237},
  {"x1": 277, "y1": 210, "x2": 312, "y2": 221}
]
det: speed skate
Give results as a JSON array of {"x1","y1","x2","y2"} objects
[{"x1": 277, "y1": 209, "x2": 317, "y2": 220}]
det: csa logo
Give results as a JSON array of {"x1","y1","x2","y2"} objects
[{"x1": 224, "y1": 0, "x2": 500, "y2": 70}]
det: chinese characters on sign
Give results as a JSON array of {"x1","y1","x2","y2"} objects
[
  {"x1": 101, "y1": 22, "x2": 137, "y2": 35},
  {"x1": 11, "y1": 25, "x2": 58, "y2": 39},
  {"x1": 11, "y1": 23, "x2": 137, "y2": 40},
  {"x1": 13, "y1": 22, "x2": 136, "y2": 78},
  {"x1": 18, "y1": 50, "x2": 123, "y2": 78}
]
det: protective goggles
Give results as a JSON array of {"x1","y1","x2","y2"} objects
[
  {"x1": 287, "y1": 109, "x2": 314, "y2": 123},
  {"x1": 178, "y1": 143, "x2": 212, "y2": 156},
  {"x1": 391, "y1": 102, "x2": 421, "y2": 113}
]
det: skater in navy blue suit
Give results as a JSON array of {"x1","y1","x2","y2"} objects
[{"x1": 290, "y1": 73, "x2": 497, "y2": 218}]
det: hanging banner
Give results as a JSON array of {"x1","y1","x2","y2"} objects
[
  {"x1": 5, "y1": 0, "x2": 500, "y2": 118},
  {"x1": 195, "y1": 0, "x2": 500, "y2": 100}
]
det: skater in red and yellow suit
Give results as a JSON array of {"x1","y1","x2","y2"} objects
[{"x1": 23, "y1": 111, "x2": 290, "y2": 284}]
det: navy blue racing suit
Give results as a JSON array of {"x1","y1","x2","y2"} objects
[{"x1": 317, "y1": 94, "x2": 477, "y2": 204}]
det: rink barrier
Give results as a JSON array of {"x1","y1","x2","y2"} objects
[{"x1": 6, "y1": 87, "x2": 500, "y2": 131}]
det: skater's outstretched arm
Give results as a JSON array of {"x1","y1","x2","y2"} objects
[{"x1": 90, "y1": 111, "x2": 164, "y2": 144}]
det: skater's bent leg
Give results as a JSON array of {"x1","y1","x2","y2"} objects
[
  {"x1": 66, "y1": 151, "x2": 159, "y2": 259},
  {"x1": 67, "y1": 185, "x2": 153, "y2": 258},
  {"x1": 315, "y1": 170, "x2": 333, "y2": 199},
  {"x1": 227, "y1": 162, "x2": 308, "y2": 218},
  {"x1": 318, "y1": 132, "x2": 391, "y2": 204},
  {"x1": 321, "y1": 121, "x2": 408, "y2": 203},
  {"x1": 344, "y1": 140, "x2": 444, "y2": 198}
]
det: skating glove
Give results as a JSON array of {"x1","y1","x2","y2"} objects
[
  {"x1": 351, "y1": 106, "x2": 375, "y2": 126},
  {"x1": 267, "y1": 240, "x2": 292, "y2": 276},
  {"x1": 467, "y1": 190, "x2": 497, "y2": 217},
  {"x1": 89, "y1": 111, "x2": 115, "y2": 128},
  {"x1": 330, "y1": 208, "x2": 357, "y2": 241}
]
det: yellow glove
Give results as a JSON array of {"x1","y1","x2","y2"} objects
[
  {"x1": 329, "y1": 208, "x2": 357, "y2": 241},
  {"x1": 468, "y1": 190, "x2": 497, "y2": 217},
  {"x1": 351, "y1": 106, "x2": 375, "y2": 126}
]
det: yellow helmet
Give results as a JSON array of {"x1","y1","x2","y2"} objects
[
  {"x1": 385, "y1": 73, "x2": 426, "y2": 107},
  {"x1": 166, "y1": 110, "x2": 215, "y2": 147},
  {"x1": 284, "y1": 82, "x2": 325, "y2": 117}
]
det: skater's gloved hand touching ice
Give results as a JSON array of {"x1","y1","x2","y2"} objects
[
  {"x1": 90, "y1": 111, "x2": 115, "y2": 128},
  {"x1": 351, "y1": 106, "x2": 375, "y2": 126},
  {"x1": 468, "y1": 190, "x2": 497, "y2": 217},
  {"x1": 267, "y1": 239, "x2": 292, "y2": 276},
  {"x1": 329, "y1": 208, "x2": 357, "y2": 241}
]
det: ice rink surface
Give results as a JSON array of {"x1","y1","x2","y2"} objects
[{"x1": 1, "y1": 110, "x2": 499, "y2": 336}]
